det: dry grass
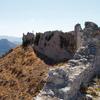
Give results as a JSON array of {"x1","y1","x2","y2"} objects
[
  {"x1": 0, "y1": 46, "x2": 50, "y2": 100},
  {"x1": 85, "y1": 76, "x2": 100, "y2": 97}
]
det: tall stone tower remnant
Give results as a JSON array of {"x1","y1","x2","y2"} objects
[{"x1": 75, "y1": 24, "x2": 83, "y2": 50}]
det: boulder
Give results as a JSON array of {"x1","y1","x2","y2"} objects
[
  {"x1": 68, "y1": 59, "x2": 80, "y2": 67},
  {"x1": 85, "y1": 21, "x2": 98, "y2": 30},
  {"x1": 47, "y1": 68, "x2": 68, "y2": 87},
  {"x1": 85, "y1": 94, "x2": 93, "y2": 100}
]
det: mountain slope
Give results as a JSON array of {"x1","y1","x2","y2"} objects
[
  {"x1": 0, "y1": 35, "x2": 22, "y2": 44},
  {"x1": 0, "y1": 46, "x2": 49, "y2": 100},
  {"x1": 0, "y1": 39, "x2": 16, "y2": 56}
]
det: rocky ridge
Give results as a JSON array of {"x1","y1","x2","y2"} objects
[
  {"x1": 23, "y1": 30, "x2": 77, "y2": 63},
  {"x1": 0, "y1": 21, "x2": 99, "y2": 100},
  {"x1": 35, "y1": 22, "x2": 100, "y2": 100},
  {"x1": 0, "y1": 46, "x2": 49, "y2": 100}
]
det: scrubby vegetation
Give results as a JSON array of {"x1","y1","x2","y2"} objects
[
  {"x1": 80, "y1": 75, "x2": 100, "y2": 99},
  {"x1": 0, "y1": 46, "x2": 49, "y2": 100}
]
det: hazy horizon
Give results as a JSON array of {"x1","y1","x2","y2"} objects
[
  {"x1": 0, "y1": 35, "x2": 21, "y2": 38},
  {"x1": 0, "y1": 0, "x2": 100, "y2": 37}
]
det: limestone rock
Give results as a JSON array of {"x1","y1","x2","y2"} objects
[
  {"x1": 74, "y1": 23, "x2": 83, "y2": 50},
  {"x1": 74, "y1": 53, "x2": 83, "y2": 60},
  {"x1": 85, "y1": 94, "x2": 93, "y2": 100},
  {"x1": 68, "y1": 59, "x2": 80, "y2": 67},
  {"x1": 34, "y1": 31, "x2": 76, "y2": 62},
  {"x1": 75, "y1": 23, "x2": 82, "y2": 32},
  {"x1": 47, "y1": 68, "x2": 68, "y2": 87},
  {"x1": 22, "y1": 32, "x2": 34, "y2": 46},
  {"x1": 85, "y1": 22, "x2": 98, "y2": 30},
  {"x1": 34, "y1": 33, "x2": 43, "y2": 46},
  {"x1": 35, "y1": 21, "x2": 100, "y2": 100},
  {"x1": 83, "y1": 22, "x2": 99, "y2": 47}
]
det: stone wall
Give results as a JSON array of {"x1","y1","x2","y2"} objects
[
  {"x1": 33, "y1": 31, "x2": 76, "y2": 62},
  {"x1": 22, "y1": 30, "x2": 77, "y2": 62},
  {"x1": 35, "y1": 22, "x2": 100, "y2": 100},
  {"x1": 74, "y1": 24, "x2": 83, "y2": 50},
  {"x1": 22, "y1": 32, "x2": 34, "y2": 46},
  {"x1": 22, "y1": 24, "x2": 84, "y2": 62},
  {"x1": 35, "y1": 47, "x2": 97, "y2": 100}
]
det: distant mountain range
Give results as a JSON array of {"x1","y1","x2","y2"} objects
[
  {"x1": 0, "y1": 39, "x2": 17, "y2": 56},
  {"x1": 0, "y1": 35, "x2": 22, "y2": 45}
]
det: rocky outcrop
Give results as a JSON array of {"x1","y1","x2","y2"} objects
[
  {"x1": 33, "y1": 31, "x2": 76, "y2": 62},
  {"x1": 85, "y1": 21, "x2": 98, "y2": 30},
  {"x1": 74, "y1": 24, "x2": 83, "y2": 49},
  {"x1": 22, "y1": 32, "x2": 34, "y2": 46},
  {"x1": 22, "y1": 22, "x2": 99, "y2": 64},
  {"x1": 35, "y1": 21, "x2": 100, "y2": 100},
  {"x1": 83, "y1": 22, "x2": 100, "y2": 46},
  {"x1": 22, "y1": 26, "x2": 84, "y2": 62}
]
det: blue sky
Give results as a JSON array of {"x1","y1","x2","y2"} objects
[{"x1": 0, "y1": 0, "x2": 100, "y2": 37}]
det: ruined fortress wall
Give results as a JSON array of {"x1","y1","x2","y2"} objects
[
  {"x1": 33, "y1": 31, "x2": 76, "y2": 62},
  {"x1": 35, "y1": 48, "x2": 97, "y2": 100},
  {"x1": 35, "y1": 22, "x2": 100, "y2": 100}
]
